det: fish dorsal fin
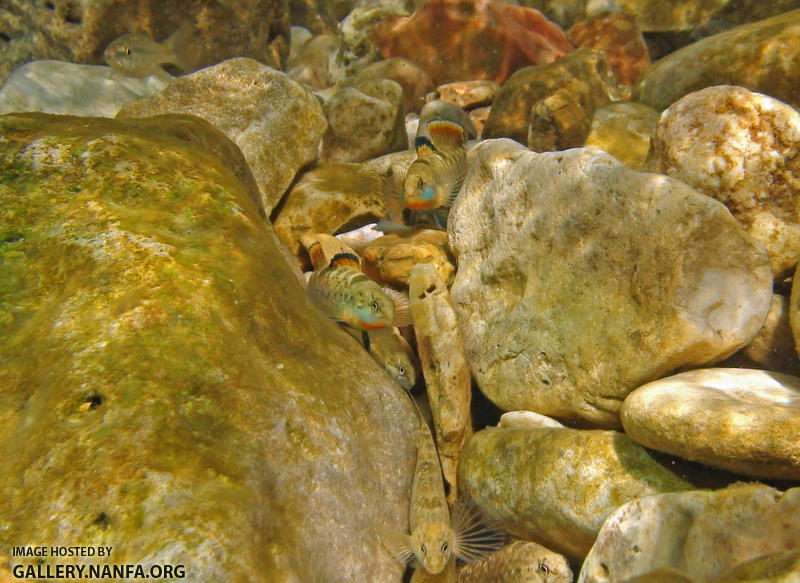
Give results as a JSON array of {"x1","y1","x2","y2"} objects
[
  {"x1": 414, "y1": 136, "x2": 437, "y2": 156},
  {"x1": 329, "y1": 252, "x2": 361, "y2": 270},
  {"x1": 382, "y1": 287, "x2": 413, "y2": 327},
  {"x1": 427, "y1": 119, "x2": 466, "y2": 149},
  {"x1": 307, "y1": 241, "x2": 327, "y2": 271}
]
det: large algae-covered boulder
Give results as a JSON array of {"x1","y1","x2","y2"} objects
[
  {"x1": 448, "y1": 139, "x2": 772, "y2": 427},
  {"x1": 0, "y1": 113, "x2": 414, "y2": 582}
]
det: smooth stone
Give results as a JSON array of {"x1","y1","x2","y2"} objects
[
  {"x1": 584, "y1": 101, "x2": 659, "y2": 170},
  {"x1": 578, "y1": 484, "x2": 800, "y2": 583},
  {"x1": 468, "y1": 106, "x2": 491, "y2": 138},
  {"x1": 602, "y1": 0, "x2": 729, "y2": 32},
  {"x1": 353, "y1": 58, "x2": 434, "y2": 114},
  {"x1": 0, "y1": 61, "x2": 171, "y2": 117},
  {"x1": 713, "y1": 550, "x2": 800, "y2": 583},
  {"x1": 567, "y1": 12, "x2": 650, "y2": 86},
  {"x1": 320, "y1": 79, "x2": 408, "y2": 163},
  {"x1": 620, "y1": 368, "x2": 800, "y2": 480},
  {"x1": 371, "y1": 0, "x2": 573, "y2": 86},
  {"x1": 448, "y1": 139, "x2": 772, "y2": 426},
  {"x1": 517, "y1": 0, "x2": 587, "y2": 29},
  {"x1": 635, "y1": 10, "x2": 800, "y2": 111},
  {"x1": 497, "y1": 410, "x2": 565, "y2": 429},
  {"x1": 362, "y1": 229, "x2": 455, "y2": 288},
  {"x1": 117, "y1": 58, "x2": 327, "y2": 215},
  {"x1": 0, "y1": 113, "x2": 414, "y2": 582},
  {"x1": 457, "y1": 540, "x2": 573, "y2": 583},
  {"x1": 458, "y1": 427, "x2": 695, "y2": 561},
  {"x1": 272, "y1": 163, "x2": 386, "y2": 267},
  {"x1": 436, "y1": 80, "x2": 500, "y2": 110},
  {"x1": 483, "y1": 49, "x2": 622, "y2": 149},
  {"x1": 645, "y1": 85, "x2": 800, "y2": 279}
]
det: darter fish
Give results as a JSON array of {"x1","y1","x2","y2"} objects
[{"x1": 104, "y1": 24, "x2": 192, "y2": 78}]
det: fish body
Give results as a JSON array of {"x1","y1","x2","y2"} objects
[
  {"x1": 346, "y1": 326, "x2": 419, "y2": 390},
  {"x1": 104, "y1": 24, "x2": 191, "y2": 77}
]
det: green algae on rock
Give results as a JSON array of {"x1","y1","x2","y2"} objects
[{"x1": 0, "y1": 113, "x2": 415, "y2": 582}]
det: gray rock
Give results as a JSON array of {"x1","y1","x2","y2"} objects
[{"x1": 448, "y1": 139, "x2": 772, "y2": 426}]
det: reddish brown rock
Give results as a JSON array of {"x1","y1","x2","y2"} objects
[
  {"x1": 568, "y1": 13, "x2": 650, "y2": 86},
  {"x1": 371, "y1": 0, "x2": 573, "y2": 86}
]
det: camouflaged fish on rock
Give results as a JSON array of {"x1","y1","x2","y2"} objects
[
  {"x1": 104, "y1": 24, "x2": 192, "y2": 78},
  {"x1": 403, "y1": 101, "x2": 476, "y2": 224}
]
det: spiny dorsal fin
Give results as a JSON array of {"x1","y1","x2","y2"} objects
[
  {"x1": 329, "y1": 252, "x2": 361, "y2": 270},
  {"x1": 382, "y1": 287, "x2": 413, "y2": 327},
  {"x1": 306, "y1": 241, "x2": 327, "y2": 271},
  {"x1": 427, "y1": 119, "x2": 466, "y2": 149},
  {"x1": 414, "y1": 136, "x2": 437, "y2": 156}
]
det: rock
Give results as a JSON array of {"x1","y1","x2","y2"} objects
[
  {"x1": 635, "y1": 10, "x2": 800, "y2": 111},
  {"x1": 714, "y1": 0, "x2": 800, "y2": 27},
  {"x1": 0, "y1": 60, "x2": 171, "y2": 117},
  {"x1": 289, "y1": 0, "x2": 340, "y2": 34},
  {"x1": 320, "y1": 79, "x2": 408, "y2": 163},
  {"x1": 287, "y1": 33, "x2": 341, "y2": 90},
  {"x1": 0, "y1": 1, "x2": 289, "y2": 86},
  {"x1": 578, "y1": 484, "x2": 800, "y2": 583},
  {"x1": 0, "y1": 112, "x2": 414, "y2": 582},
  {"x1": 273, "y1": 163, "x2": 386, "y2": 267},
  {"x1": 483, "y1": 49, "x2": 621, "y2": 149},
  {"x1": 371, "y1": 0, "x2": 573, "y2": 86},
  {"x1": 458, "y1": 427, "x2": 695, "y2": 561},
  {"x1": 497, "y1": 411, "x2": 565, "y2": 429},
  {"x1": 409, "y1": 264, "x2": 473, "y2": 503},
  {"x1": 353, "y1": 58, "x2": 434, "y2": 113},
  {"x1": 468, "y1": 106, "x2": 491, "y2": 139},
  {"x1": 448, "y1": 139, "x2": 773, "y2": 427},
  {"x1": 117, "y1": 58, "x2": 327, "y2": 215},
  {"x1": 567, "y1": 12, "x2": 650, "y2": 86},
  {"x1": 584, "y1": 101, "x2": 659, "y2": 170},
  {"x1": 620, "y1": 368, "x2": 800, "y2": 480},
  {"x1": 362, "y1": 229, "x2": 455, "y2": 288},
  {"x1": 435, "y1": 80, "x2": 500, "y2": 110},
  {"x1": 517, "y1": 0, "x2": 588, "y2": 30},
  {"x1": 457, "y1": 540, "x2": 573, "y2": 583},
  {"x1": 645, "y1": 85, "x2": 800, "y2": 279},
  {"x1": 713, "y1": 550, "x2": 800, "y2": 583},
  {"x1": 604, "y1": 0, "x2": 729, "y2": 32}
]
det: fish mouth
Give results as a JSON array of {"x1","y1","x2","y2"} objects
[
  {"x1": 406, "y1": 199, "x2": 434, "y2": 210},
  {"x1": 358, "y1": 321, "x2": 390, "y2": 330}
]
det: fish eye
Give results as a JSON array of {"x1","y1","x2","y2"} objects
[
  {"x1": 441, "y1": 542, "x2": 448, "y2": 553},
  {"x1": 124, "y1": 46, "x2": 131, "y2": 55},
  {"x1": 371, "y1": 300, "x2": 379, "y2": 311},
  {"x1": 398, "y1": 365, "x2": 406, "y2": 375},
  {"x1": 420, "y1": 544, "x2": 426, "y2": 556},
  {"x1": 417, "y1": 177, "x2": 423, "y2": 189},
  {"x1": 538, "y1": 561, "x2": 549, "y2": 574}
]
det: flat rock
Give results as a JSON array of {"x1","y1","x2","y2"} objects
[
  {"x1": 578, "y1": 484, "x2": 800, "y2": 583},
  {"x1": 448, "y1": 139, "x2": 772, "y2": 426},
  {"x1": 371, "y1": 0, "x2": 573, "y2": 86},
  {"x1": 362, "y1": 229, "x2": 455, "y2": 288},
  {"x1": 0, "y1": 112, "x2": 414, "y2": 582},
  {"x1": 458, "y1": 427, "x2": 695, "y2": 561},
  {"x1": 635, "y1": 9, "x2": 800, "y2": 111},
  {"x1": 0, "y1": 61, "x2": 171, "y2": 117},
  {"x1": 584, "y1": 101, "x2": 659, "y2": 170},
  {"x1": 117, "y1": 57, "x2": 327, "y2": 215},
  {"x1": 645, "y1": 84, "x2": 800, "y2": 279},
  {"x1": 435, "y1": 80, "x2": 500, "y2": 110},
  {"x1": 320, "y1": 79, "x2": 408, "y2": 163},
  {"x1": 620, "y1": 368, "x2": 800, "y2": 480}
]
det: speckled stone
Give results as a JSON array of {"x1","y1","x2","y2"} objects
[
  {"x1": 448, "y1": 139, "x2": 772, "y2": 427},
  {"x1": 117, "y1": 58, "x2": 327, "y2": 215},
  {"x1": 362, "y1": 229, "x2": 455, "y2": 288},
  {"x1": 584, "y1": 101, "x2": 659, "y2": 170},
  {"x1": 272, "y1": 163, "x2": 386, "y2": 268},
  {"x1": 353, "y1": 58, "x2": 434, "y2": 114},
  {"x1": 320, "y1": 79, "x2": 408, "y2": 163},
  {"x1": 483, "y1": 49, "x2": 622, "y2": 149},
  {"x1": 287, "y1": 33, "x2": 341, "y2": 90},
  {"x1": 436, "y1": 80, "x2": 500, "y2": 110},
  {"x1": 578, "y1": 484, "x2": 800, "y2": 583},
  {"x1": 0, "y1": 113, "x2": 414, "y2": 582},
  {"x1": 603, "y1": 0, "x2": 729, "y2": 32},
  {"x1": 645, "y1": 85, "x2": 800, "y2": 279},
  {"x1": 0, "y1": 60, "x2": 171, "y2": 117},
  {"x1": 635, "y1": 9, "x2": 800, "y2": 111},
  {"x1": 621, "y1": 368, "x2": 800, "y2": 480},
  {"x1": 714, "y1": 550, "x2": 800, "y2": 583},
  {"x1": 457, "y1": 540, "x2": 573, "y2": 583},
  {"x1": 458, "y1": 427, "x2": 695, "y2": 562}
]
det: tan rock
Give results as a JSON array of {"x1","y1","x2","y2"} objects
[
  {"x1": 448, "y1": 139, "x2": 772, "y2": 427},
  {"x1": 713, "y1": 550, "x2": 800, "y2": 583},
  {"x1": 436, "y1": 80, "x2": 500, "y2": 110},
  {"x1": 272, "y1": 163, "x2": 386, "y2": 268},
  {"x1": 409, "y1": 264, "x2": 473, "y2": 503},
  {"x1": 468, "y1": 106, "x2": 491, "y2": 139},
  {"x1": 584, "y1": 101, "x2": 659, "y2": 170},
  {"x1": 457, "y1": 540, "x2": 573, "y2": 583},
  {"x1": 730, "y1": 294, "x2": 800, "y2": 375},
  {"x1": 497, "y1": 411, "x2": 565, "y2": 430},
  {"x1": 321, "y1": 79, "x2": 408, "y2": 163},
  {"x1": 577, "y1": 484, "x2": 800, "y2": 583},
  {"x1": 620, "y1": 368, "x2": 800, "y2": 480},
  {"x1": 354, "y1": 58, "x2": 435, "y2": 114},
  {"x1": 287, "y1": 33, "x2": 341, "y2": 90},
  {"x1": 645, "y1": 85, "x2": 800, "y2": 279},
  {"x1": 606, "y1": 0, "x2": 729, "y2": 32},
  {"x1": 363, "y1": 229, "x2": 455, "y2": 288},
  {"x1": 117, "y1": 58, "x2": 326, "y2": 214},
  {"x1": 458, "y1": 427, "x2": 695, "y2": 561}
]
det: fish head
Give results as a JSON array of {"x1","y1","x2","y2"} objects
[
  {"x1": 104, "y1": 33, "x2": 161, "y2": 77},
  {"x1": 403, "y1": 163, "x2": 441, "y2": 210},
  {"x1": 385, "y1": 355, "x2": 415, "y2": 390},
  {"x1": 349, "y1": 285, "x2": 395, "y2": 330},
  {"x1": 412, "y1": 522, "x2": 454, "y2": 575}
]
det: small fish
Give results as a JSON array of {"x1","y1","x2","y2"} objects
[
  {"x1": 347, "y1": 326, "x2": 419, "y2": 390},
  {"x1": 104, "y1": 24, "x2": 192, "y2": 78},
  {"x1": 404, "y1": 101, "x2": 475, "y2": 214}
]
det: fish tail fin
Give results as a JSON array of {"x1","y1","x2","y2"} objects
[
  {"x1": 305, "y1": 240, "x2": 328, "y2": 271},
  {"x1": 382, "y1": 287, "x2": 413, "y2": 327},
  {"x1": 163, "y1": 21, "x2": 193, "y2": 72},
  {"x1": 374, "y1": 526, "x2": 415, "y2": 565},
  {"x1": 329, "y1": 252, "x2": 361, "y2": 271},
  {"x1": 451, "y1": 499, "x2": 506, "y2": 564},
  {"x1": 374, "y1": 218, "x2": 409, "y2": 234},
  {"x1": 426, "y1": 119, "x2": 466, "y2": 149}
]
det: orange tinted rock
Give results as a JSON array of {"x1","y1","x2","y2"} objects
[
  {"x1": 568, "y1": 13, "x2": 650, "y2": 86},
  {"x1": 372, "y1": 0, "x2": 573, "y2": 86}
]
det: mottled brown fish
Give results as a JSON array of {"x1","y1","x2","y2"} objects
[{"x1": 104, "y1": 24, "x2": 192, "y2": 78}]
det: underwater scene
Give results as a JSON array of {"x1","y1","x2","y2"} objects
[{"x1": 1, "y1": 0, "x2": 800, "y2": 581}]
